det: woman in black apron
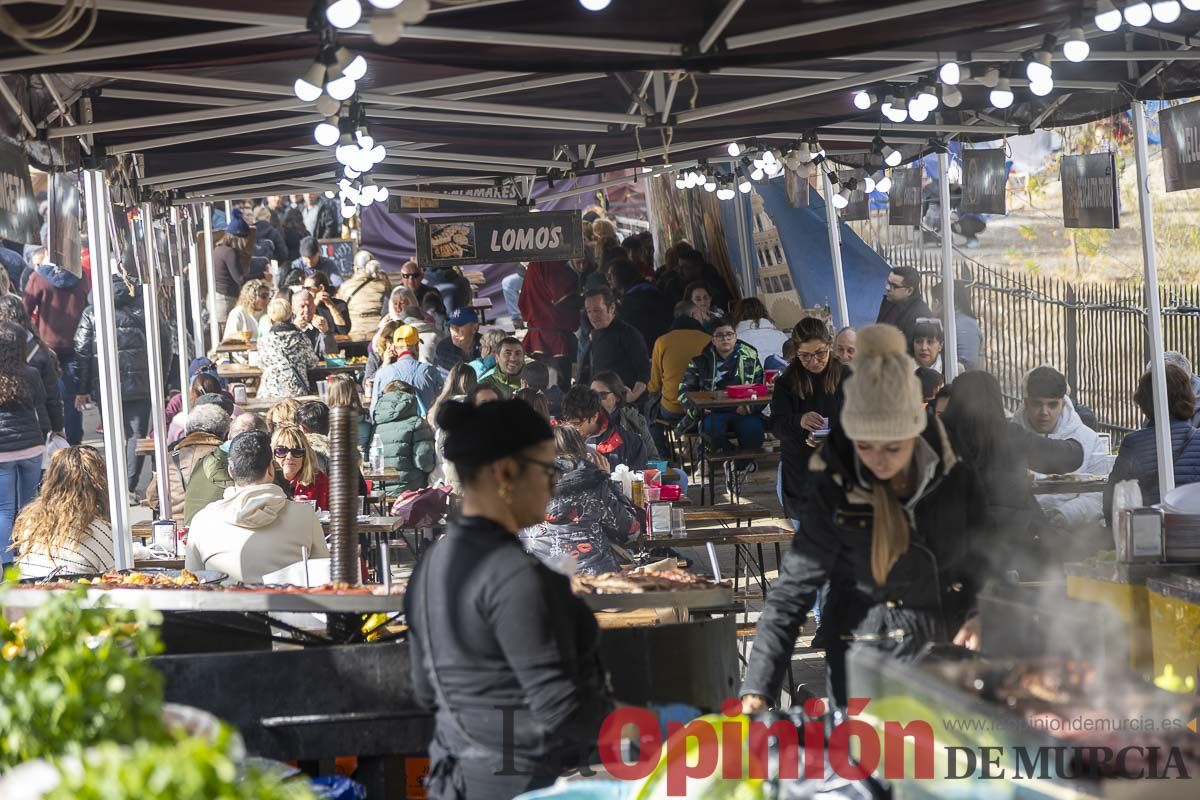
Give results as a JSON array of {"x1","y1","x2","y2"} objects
[{"x1": 405, "y1": 399, "x2": 613, "y2": 799}]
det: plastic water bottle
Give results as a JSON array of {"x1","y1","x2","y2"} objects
[{"x1": 370, "y1": 435, "x2": 385, "y2": 473}]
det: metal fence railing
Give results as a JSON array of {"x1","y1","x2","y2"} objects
[{"x1": 860, "y1": 224, "x2": 1200, "y2": 436}]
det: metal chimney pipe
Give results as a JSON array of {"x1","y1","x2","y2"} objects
[{"x1": 328, "y1": 405, "x2": 359, "y2": 585}]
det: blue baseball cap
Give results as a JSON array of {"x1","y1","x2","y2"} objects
[{"x1": 447, "y1": 307, "x2": 478, "y2": 327}]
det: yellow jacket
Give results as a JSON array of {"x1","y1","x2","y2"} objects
[{"x1": 649, "y1": 327, "x2": 711, "y2": 414}]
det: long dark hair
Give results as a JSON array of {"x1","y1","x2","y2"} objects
[
  {"x1": 941, "y1": 371, "x2": 1008, "y2": 468},
  {"x1": 782, "y1": 317, "x2": 843, "y2": 399},
  {"x1": 0, "y1": 322, "x2": 32, "y2": 408}
]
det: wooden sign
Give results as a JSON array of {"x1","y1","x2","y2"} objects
[
  {"x1": 888, "y1": 167, "x2": 923, "y2": 226},
  {"x1": 960, "y1": 148, "x2": 1007, "y2": 215},
  {"x1": 1061, "y1": 152, "x2": 1119, "y2": 229},
  {"x1": 841, "y1": 169, "x2": 869, "y2": 221},
  {"x1": 0, "y1": 141, "x2": 39, "y2": 244},
  {"x1": 1160, "y1": 99, "x2": 1200, "y2": 192},
  {"x1": 415, "y1": 210, "x2": 584, "y2": 268},
  {"x1": 388, "y1": 181, "x2": 523, "y2": 213}
]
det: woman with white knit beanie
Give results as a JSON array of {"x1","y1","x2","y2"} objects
[{"x1": 741, "y1": 324, "x2": 991, "y2": 709}]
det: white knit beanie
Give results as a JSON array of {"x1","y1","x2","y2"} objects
[{"x1": 840, "y1": 324, "x2": 928, "y2": 441}]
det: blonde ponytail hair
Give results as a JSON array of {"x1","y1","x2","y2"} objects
[{"x1": 869, "y1": 483, "x2": 910, "y2": 585}]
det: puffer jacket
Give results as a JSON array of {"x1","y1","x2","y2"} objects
[
  {"x1": 145, "y1": 432, "x2": 223, "y2": 520},
  {"x1": 0, "y1": 368, "x2": 48, "y2": 453},
  {"x1": 75, "y1": 274, "x2": 160, "y2": 401},
  {"x1": 337, "y1": 271, "x2": 391, "y2": 336},
  {"x1": 257, "y1": 321, "x2": 318, "y2": 398},
  {"x1": 25, "y1": 334, "x2": 64, "y2": 434},
  {"x1": 373, "y1": 390, "x2": 436, "y2": 490},
  {"x1": 741, "y1": 419, "x2": 991, "y2": 706},
  {"x1": 519, "y1": 459, "x2": 643, "y2": 575},
  {"x1": 676, "y1": 340, "x2": 763, "y2": 435},
  {"x1": 617, "y1": 405, "x2": 659, "y2": 460},
  {"x1": 1104, "y1": 419, "x2": 1200, "y2": 518}
]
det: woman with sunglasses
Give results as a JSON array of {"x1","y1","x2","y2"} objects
[
  {"x1": 271, "y1": 425, "x2": 328, "y2": 510},
  {"x1": 771, "y1": 317, "x2": 847, "y2": 532},
  {"x1": 405, "y1": 399, "x2": 613, "y2": 799}
]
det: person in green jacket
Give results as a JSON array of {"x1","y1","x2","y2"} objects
[
  {"x1": 374, "y1": 382, "x2": 437, "y2": 490},
  {"x1": 183, "y1": 413, "x2": 293, "y2": 525}
]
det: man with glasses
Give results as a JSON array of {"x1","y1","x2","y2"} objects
[
  {"x1": 876, "y1": 266, "x2": 932, "y2": 344},
  {"x1": 677, "y1": 320, "x2": 766, "y2": 484},
  {"x1": 393, "y1": 260, "x2": 443, "y2": 318}
]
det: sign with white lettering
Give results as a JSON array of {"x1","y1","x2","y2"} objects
[
  {"x1": 888, "y1": 167, "x2": 923, "y2": 226},
  {"x1": 960, "y1": 148, "x2": 1007, "y2": 215},
  {"x1": 0, "y1": 141, "x2": 39, "y2": 244},
  {"x1": 1061, "y1": 152, "x2": 1119, "y2": 229},
  {"x1": 1160, "y1": 100, "x2": 1200, "y2": 192},
  {"x1": 389, "y1": 181, "x2": 524, "y2": 213},
  {"x1": 415, "y1": 211, "x2": 583, "y2": 267}
]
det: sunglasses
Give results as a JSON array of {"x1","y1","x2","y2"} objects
[
  {"x1": 400, "y1": 272, "x2": 422, "y2": 279},
  {"x1": 273, "y1": 446, "x2": 305, "y2": 458}
]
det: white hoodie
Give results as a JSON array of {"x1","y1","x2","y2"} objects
[
  {"x1": 735, "y1": 319, "x2": 789, "y2": 367},
  {"x1": 185, "y1": 483, "x2": 329, "y2": 584},
  {"x1": 1014, "y1": 397, "x2": 1110, "y2": 526}
]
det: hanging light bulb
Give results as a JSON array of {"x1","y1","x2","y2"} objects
[
  {"x1": 864, "y1": 175, "x2": 877, "y2": 194},
  {"x1": 717, "y1": 187, "x2": 735, "y2": 201},
  {"x1": 882, "y1": 143, "x2": 903, "y2": 168},
  {"x1": 704, "y1": 180, "x2": 717, "y2": 192},
  {"x1": 1030, "y1": 78, "x2": 1054, "y2": 97},
  {"x1": 579, "y1": 0, "x2": 612, "y2": 9},
  {"x1": 980, "y1": 67, "x2": 1000, "y2": 89},
  {"x1": 832, "y1": 191, "x2": 849, "y2": 210},
  {"x1": 881, "y1": 100, "x2": 908, "y2": 123},
  {"x1": 326, "y1": 0, "x2": 363, "y2": 29},
  {"x1": 342, "y1": 54, "x2": 368, "y2": 82},
  {"x1": 766, "y1": 161, "x2": 784, "y2": 178},
  {"x1": 335, "y1": 143, "x2": 358, "y2": 165},
  {"x1": 675, "y1": 176, "x2": 686, "y2": 189},
  {"x1": 344, "y1": 165, "x2": 361, "y2": 179},
  {"x1": 324, "y1": 190, "x2": 335, "y2": 199},
  {"x1": 314, "y1": 119, "x2": 340, "y2": 147},
  {"x1": 293, "y1": 63, "x2": 325, "y2": 102},
  {"x1": 370, "y1": 144, "x2": 386, "y2": 163},
  {"x1": 990, "y1": 78, "x2": 1014, "y2": 109},
  {"x1": 876, "y1": 175, "x2": 892, "y2": 194},
  {"x1": 1184, "y1": 0, "x2": 1200, "y2": 10},
  {"x1": 1153, "y1": 0, "x2": 1182, "y2": 21},
  {"x1": 1124, "y1": 1, "x2": 1152, "y2": 26},
  {"x1": 908, "y1": 102, "x2": 930, "y2": 123},
  {"x1": 1095, "y1": 0, "x2": 1123, "y2": 30},
  {"x1": 853, "y1": 90, "x2": 875, "y2": 110},
  {"x1": 376, "y1": 186, "x2": 389, "y2": 202},
  {"x1": 942, "y1": 84, "x2": 963, "y2": 108},
  {"x1": 1063, "y1": 28, "x2": 1090, "y2": 62},
  {"x1": 368, "y1": 0, "x2": 403, "y2": 7},
  {"x1": 939, "y1": 61, "x2": 960, "y2": 85},
  {"x1": 1026, "y1": 51, "x2": 1053, "y2": 83},
  {"x1": 351, "y1": 149, "x2": 374, "y2": 174},
  {"x1": 356, "y1": 131, "x2": 374, "y2": 148},
  {"x1": 750, "y1": 167, "x2": 765, "y2": 181},
  {"x1": 727, "y1": 142, "x2": 741, "y2": 157},
  {"x1": 762, "y1": 150, "x2": 778, "y2": 166},
  {"x1": 326, "y1": 74, "x2": 357, "y2": 101},
  {"x1": 340, "y1": 203, "x2": 357, "y2": 219},
  {"x1": 738, "y1": 178, "x2": 752, "y2": 193},
  {"x1": 916, "y1": 85, "x2": 939, "y2": 111}
]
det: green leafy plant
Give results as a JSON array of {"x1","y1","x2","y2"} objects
[
  {"x1": 46, "y1": 734, "x2": 317, "y2": 800},
  {"x1": 0, "y1": 572, "x2": 167, "y2": 769}
]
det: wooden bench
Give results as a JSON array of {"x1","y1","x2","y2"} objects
[
  {"x1": 683, "y1": 503, "x2": 771, "y2": 527},
  {"x1": 698, "y1": 448, "x2": 781, "y2": 504}
]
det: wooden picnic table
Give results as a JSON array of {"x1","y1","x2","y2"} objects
[
  {"x1": 470, "y1": 296, "x2": 494, "y2": 324},
  {"x1": 684, "y1": 390, "x2": 772, "y2": 411},
  {"x1": 666, "y1": 525, "x2": 794, "y2": 596},
  {"x1": 683, "y1": 503, "x2": 771, "y2": 526},
  {"x1": 213, "y1": 332, "x2": 374, "y2": 356},
  {"x1": 136, "y1": 437, "x2": 155, "y2": 455},
  {"x1": 1032, "y1": 478, "x2": 1109, "y2": 495},
  {"x1": 217, "y1": 362, "x2": 366, "y2": 382}
]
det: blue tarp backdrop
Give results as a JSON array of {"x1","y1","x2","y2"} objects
[{"x1": 747, "y1": 179, "x2": 893, "y2": 329}]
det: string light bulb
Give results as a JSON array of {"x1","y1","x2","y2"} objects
[
  {"x1": 326, "y1": 0, "x2": 363, "y2": 29},
  {"x1": 1063, "y1": 28, "x2": 1090, "y2": 62},
  {"x1": 1095, "y1": 0, "x2": 1122, "y2": 30},
  {"x1": 738, "y1": 178, "x2": 752, "y2": 194},
  {"x1": 1124, "y1": 1, "x2": 1152, "y2": 26},
  {"x1": 939, "y1": 61, "x2": 961, "y2": 85},
  {"x1": 314, "y1": 119, "x2": 340, "y2": 147},
  {"x1": 1153, "y1": 0, "x2": 1182, "y2": 22},
  {"x1": 1026, "y1": 50, "x2": 1053, "y2": 83},
  {"x1": 727, "y1": 142, "x2": 741, "y2": 157},
  {"x1": 876, "y1": 175, "x2": 892, "y2": 194},
  {"x1": 990, "y1": 78, "x2": 1014, "y2": 109},
  {"x1": 579, "y1": 0, "x2": 612, "y2": 9},
  {"x1": 1030, "y1": 78, "x2": 1054, "y2": 97},
  {"x1": 882, "y1": 144, "x2": 903, "y2": 168},
  {"x1": 941, "y1": 84, "x2": 963, "y2": 108},
  {"x1": 293, "y1": 63, "x2": 325, "y2": 102},
  {"x1": 853, "y1": 90, "x2": 875, "y2": 110}
]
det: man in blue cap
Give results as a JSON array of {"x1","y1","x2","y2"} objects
[{"x1": 435, "y1": 307, "x2": 481, "y2": 376}]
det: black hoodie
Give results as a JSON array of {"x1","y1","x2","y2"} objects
[{"x1": 75, "y1": 275, "x2": 168, "y2": 401}]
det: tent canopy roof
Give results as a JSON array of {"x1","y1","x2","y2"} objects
[{"x1": 4, "y1": 0, "x2": 1200, "y2": 199}]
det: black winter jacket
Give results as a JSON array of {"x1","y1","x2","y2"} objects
[
  {"x1": 741, "y1": 420, "x2": 991, "y2": 706},
  {"x1": 617, "y1": 282, "x2": 673, "y2": 352},
  {"x1": 75, "y1": 275, "x2": 164, "y2": 401},
  {"x1": 25, "y1": 335, "x2": 64, "y2": 433},
  {"x1": 876, "y1": 292, "x2": 934, "y2": 344},
  {"x1": 770, "y1": 363, "x2": 847, "y2": 520},
  {"x1": 0, "y1": 368, "x2": 49, "y2": 453},
  {"x1": 1104, "y1": 419, "x2": 1200, "y2": 518},
  {"x1": 676, "y1": 341, "x2": 764, "y2": 435}
]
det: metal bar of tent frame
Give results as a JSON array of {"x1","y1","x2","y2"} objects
[
  {"x1": 185, "y1": 208, "x2": 206, "y2": 380},
  {"x1": 99, "y1": 88, "x2": 255, "y2": 107},
  {"x1": 140, "y1": 203, "x2": 173, "y2": 522},
  {"x1": 81, "y1": 169, "x2": 133, "y2": 570},
  {"x1": 41, "y1": 75, "x2": 91, "y2": 154},
  {"x1": 700, "y1": 0, "x2": 747, "y2": 54},
  {"x1": 171, "y1": 207, "x2": 192, "y2": 424},
  {"x1": 821, "y1": 170, "x2": 851, "y2": 330},
  {"x1": 202, "y1": 204, "x2": 219, "y2": 354},
  {"x1": 0, "y1": 78, "x2": 38, "y2": 138},
  {"x1": 1132, "y1": 99, "x2": 1175, "y2": 500},
  {"x1": 108, "y1": 115, "x2": 327, "y2": 155},
  {"x1": 49, "y1": 98, "x2": 316, "y2": 138},
  {"x1": 724, "y1": 0, "x2": 985, "y2": 50},
  {"x1": 367, "y1": 107, "x2": 609, "y2": 133},
  {"x1": 938, "y1": 150, "x2": 958, "y2": 384}
]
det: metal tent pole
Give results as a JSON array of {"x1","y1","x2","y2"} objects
[
  {"x1": 938, "y1": 151, "x2": 959, "y2": 383},
  {"x1": 1132, "y1": 100, "x2": 1175, "y2": 499},
  {"x1": 81, "y1": 170, "x2": 133, "y2": 569},
  {"x1": 202, "y1": 203, "x2": 219, "y2": 352},
  {"x1": 171, "y1": 208, "x2": 192, "y2": 421},
  {"x1": 821, "y1": 171, "x2": 851, "y2": 329},
  {"x1": 141, "y1": 203, "x2": 172, "y2": 520},
  {"x1": 185, "y1": 207, "x2": 206, "y2": 370},
  {"x1": 735, "y1": 185, "x2": 756, "y2": 299}
]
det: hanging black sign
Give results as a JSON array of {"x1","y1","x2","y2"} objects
[
  {"x1": 0, "y1": 141, "x2": 39, "y2": 244},
  {"x1": 841, "y1": 169, "x2": 869, "y2": 222},
  {"x1": 1160, "y1": 100, "x2": 1200, "y2": 192},
  {"x1": 415, "y1": 210, "x2": 584, "y2": 268},
  {"x1": 389, "y1": 181, "x2": 524, "y2": 213},
  {"x1": 1061, "y1": 152, "x2": 1119, "y2": 229},
  {"x1": 888, "y1": 167, "x2": 922, "y2": 226},
  {"x1": 960, "y1": 148, "x2": 1007, "y2": 215}
]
